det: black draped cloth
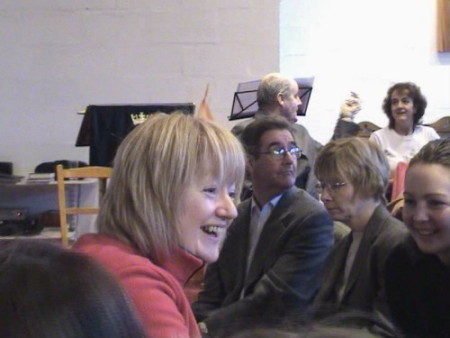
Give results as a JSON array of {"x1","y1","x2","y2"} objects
[{"x1": 76, "y1": 103, "x2": 195, "y2": 166}]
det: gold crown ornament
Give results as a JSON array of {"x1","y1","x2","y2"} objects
[{"x1": 130, "y1": 112, "x2": 149, "y2": 125}]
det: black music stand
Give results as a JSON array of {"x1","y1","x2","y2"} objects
[{"x1": 229, "y1": 77, "x2": 314, "y2": 121}]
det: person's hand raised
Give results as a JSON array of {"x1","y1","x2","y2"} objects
[{"x1": 340, "y1": 92, "x2": 361, "y2": 121}]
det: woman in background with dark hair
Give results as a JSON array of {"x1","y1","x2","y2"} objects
[
  {"x1": 369, "y1": 82, "x2": 439, "y2": 175},
  {"x1": 333, "y1": 82, "x2": 439, "y2": 176},
  {"x1": 0, "y1": 240, "x2": 145, "y2": 338},
  {"x1": 386, "y1": 138, "x2": 450, "y2": 337}
]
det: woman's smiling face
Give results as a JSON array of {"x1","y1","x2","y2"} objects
[
  {"x1": 390, "y1": 89, "x2": 416, "y2": 127},
  {"x1": 177, "y1": 174, "x2": 237, "y2": 264},
  {"x1": 403, "y1": 163, "x2": 450, "y2": 265}
]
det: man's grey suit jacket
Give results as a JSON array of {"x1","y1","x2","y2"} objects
[{"x1": 193, "y1": 186, "x2": 334, "y2": 334}]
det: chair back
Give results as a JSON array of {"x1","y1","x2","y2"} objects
[
  {"x1": 56, "y1": 165, "x2": 112, "y2": 246},
  {"x1": 357, "y1": 121, "x2": 381, "y2": 138},
  {"x1": 426, "y1": 116, "x2": 450, "y2": 138}
]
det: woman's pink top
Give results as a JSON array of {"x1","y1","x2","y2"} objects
[{"x1": 73, "y1": 234, "x2": 203, "y2": 338}]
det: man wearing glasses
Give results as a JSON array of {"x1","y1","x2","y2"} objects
[
  {"x1": 193, "y1": 117, "x2": 334, "y2": 336},
  {"x1": 231, "y1": 72, "x2": 322, "y2": 199}
]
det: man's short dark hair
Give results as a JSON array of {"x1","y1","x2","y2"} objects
[{"x1": 241, "y1": 116, "x2": 295, "y2": 157}]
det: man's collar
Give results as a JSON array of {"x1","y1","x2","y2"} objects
[{"x1": 252, "y1": 192, "x2": 284, "y2": 210}]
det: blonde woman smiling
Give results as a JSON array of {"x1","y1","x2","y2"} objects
[{"x1": 73, "y1": 113, "x2": 245, "y2": 337}]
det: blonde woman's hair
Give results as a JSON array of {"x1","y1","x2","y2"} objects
[
  {"x1": 314, "y1": 137, "x2": 389, "y2": 202},
  {"x1": 97, "y1": 112, "x2": 245, "y2": 265}
]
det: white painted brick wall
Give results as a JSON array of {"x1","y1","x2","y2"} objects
[
  {"x1": 0, "y1": 0, "x2": 279, "y2": 174},
  {"x1": 5, "y1": 0, "x2": 447, "y2": 174}
]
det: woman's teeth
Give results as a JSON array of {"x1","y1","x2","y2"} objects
[
  {"x1": 415, "y1": 228, "x2": 436, "y2": 236},
  {"x1": 201, "y1": 225, "x2": 224, "y2": 237}
]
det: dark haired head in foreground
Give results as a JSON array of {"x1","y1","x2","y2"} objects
[{"x1": 0, "y1": 240, "x2": 145, "y2": 338}]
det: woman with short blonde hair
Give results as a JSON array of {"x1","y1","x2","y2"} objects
[
  {"x1": 312, "y1": 137, "x2": 406, "y2": 332},
  {"x1": 314, "y1": 137, "x2": 389, "y2": 202},
  {"x1": 74, "y1": 112, "x2": 245, "y2": 337}
]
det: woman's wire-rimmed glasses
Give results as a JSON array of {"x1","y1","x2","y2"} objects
[{"x1": 315, "y1": 181, "x2": 347, "y2": 194}]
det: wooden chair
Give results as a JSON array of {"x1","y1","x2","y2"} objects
[
  {"x1": 356, "y1": 116, "x2": 450, "y2": 139},
  {"x1": 56, "y1": 165, "x2": 112, "y2": 246},
  {"x1": 426, "y1": 116, "x2": 450, "y2": 138},
  {"x1": 357, "y1": 121, "x2": 381, "y2": 138}
]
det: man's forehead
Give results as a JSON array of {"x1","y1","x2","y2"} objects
[{"x1": 260, "y1": 128, "x2": 295, "y2": 146}]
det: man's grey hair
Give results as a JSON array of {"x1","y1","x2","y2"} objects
[{"x1": 257, "y1": 73, "x2": 293, "y2": 109}]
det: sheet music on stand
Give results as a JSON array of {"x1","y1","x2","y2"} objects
[{"x1": 229, "y1": 77, "x2": 315, "y2": 121}]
